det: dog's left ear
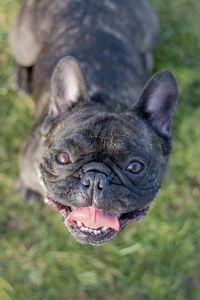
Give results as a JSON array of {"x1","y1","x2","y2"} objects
[
  {"x1": 49, "y1": 56, "x2": 88, "y2": 117},
  {"x1": 137, "y1": 70, "x2": 178, "y2": 139}
]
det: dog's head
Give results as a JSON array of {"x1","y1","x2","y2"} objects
[{"x1": 39, "y1": 57, "x2": 178, "y2": 245}]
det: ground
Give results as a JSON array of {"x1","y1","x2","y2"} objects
[{"x1": 0, "y1": 0, "x2": 200, "y2": 299}]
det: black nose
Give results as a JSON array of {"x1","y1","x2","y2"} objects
[{"x1": 81, "y1": 172, "x2": 108, "y2": 190}]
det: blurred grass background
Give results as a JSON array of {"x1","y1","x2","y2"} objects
[{"x1": 0, "y1": 0, "x2": 200, "y2": 299}]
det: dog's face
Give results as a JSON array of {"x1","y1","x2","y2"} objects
[{"x1": 39, "y1": 57, "x2": 178, "y2": 245}]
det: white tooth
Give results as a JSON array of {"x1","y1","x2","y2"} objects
[
  {"x1": 77, "y1": 221, "x2": 82, "y2": 227},
  {"x1": 89, "y1": 229, "x2": 93, "y2": 233},
  {"x1": 102, "y1": 227, "x2": 108, "y2": 232},
  {"x1": 83, "y1": 227, "x2": 89, "y2": 232},
  {"x1": 44, "y1": 198, "x2": 49, "y2": 204},
  {"x1": 94, "y1": 230, "x2": 99, "y2": 235},
  {"x1": 60, "y1": 209, "x2": 67, "y2": 217}
]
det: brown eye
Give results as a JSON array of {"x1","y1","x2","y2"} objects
[
  {"x1": 127, "y1": 161, "x2": 144, "y2": 174},
  {"x1": 55, "y1": 152, "x2": 71, "y2": 165}
]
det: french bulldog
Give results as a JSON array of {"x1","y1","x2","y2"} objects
[{"x1": 10, "y1": 0, "x2": 178, "y2": 245}]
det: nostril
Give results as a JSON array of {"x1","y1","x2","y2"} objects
[
  {"x1": 98, "y1": 180, "x2": 105, "y2": 190},
  {"x1": 81, "y1": 177, "x2": 90, "y2": 188},
  {"x1": 96, "y1": 174, "x2": 108, "y2": 190},
  {"x1": 81, "y1": 172, "x2": 95, "y2": 188}
]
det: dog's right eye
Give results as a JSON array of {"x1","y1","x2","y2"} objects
[{"x1": 55, "y1": 151, "x2": 71, "y2": 165}]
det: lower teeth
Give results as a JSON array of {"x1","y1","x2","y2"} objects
[{"x1": 79, "y1": 225, "x2": 108, "y2": 235}]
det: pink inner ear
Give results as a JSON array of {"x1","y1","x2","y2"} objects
[
  {"x1": 66, "y1": 206, "x2": 120, "y2": 231},
  {"x1": 50, "y1": 56, "x2": 87, "y2": 117},
  {"x1": 138, "y1": 70, "x2": 178, "y2": 138}
]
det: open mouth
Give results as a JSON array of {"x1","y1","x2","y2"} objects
[{"x1": 45, "y1": 195, "x2": 149, "y2": 245}]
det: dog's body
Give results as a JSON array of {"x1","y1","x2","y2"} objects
[{"x1": 10, "y1": 0, "x2": 178, "y2": 245}]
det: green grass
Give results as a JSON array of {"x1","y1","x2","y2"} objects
[{"x1": 0, "y1": 0, "x2": 200, "y2": 299}]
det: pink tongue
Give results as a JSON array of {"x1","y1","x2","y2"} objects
[{"x1": 66, "y1": 206, "x2": 120, "y2": 231}]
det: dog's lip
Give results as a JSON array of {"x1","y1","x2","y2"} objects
[{"x1": 44, "y1": 195, "x2": 150, "y2": 244}]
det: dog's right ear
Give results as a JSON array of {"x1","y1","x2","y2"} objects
[
  {"x1": 41, "y1": 56, "x2": 88, "y2": 135},
  {"x1": 50, "y1": 56, "x2": 88, "y2": 116}
]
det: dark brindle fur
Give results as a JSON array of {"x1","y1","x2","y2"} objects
[{"x1": 10, "y1": 0, "x2": 178, "y2": 245}]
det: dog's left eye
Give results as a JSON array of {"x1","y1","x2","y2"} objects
[
  {"x1": 55, "y1": 151, "x2": 71, "y2": 164},
  {"x1": 127, "y1": 161, "x2": 144, "y2": 174}
]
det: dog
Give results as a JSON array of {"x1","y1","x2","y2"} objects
[{"x1": 10, "y1": 0, "x2": 178, "y2": 245}]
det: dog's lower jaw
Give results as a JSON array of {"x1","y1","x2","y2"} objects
[{"x1": 44, "y1": 196, "x2": 150, "y2": 245}]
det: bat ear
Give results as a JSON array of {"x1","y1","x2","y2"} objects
[
  {"x1": 137, "y1": 70, "x2": 178, "y2": 139},
  {"x1": 49, "y1": 56, "x2": 88, "y2": 117}
]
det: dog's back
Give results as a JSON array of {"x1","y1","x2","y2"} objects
[{"x1": 10, "y1": 0, "x2": 158, "y2": 114}]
